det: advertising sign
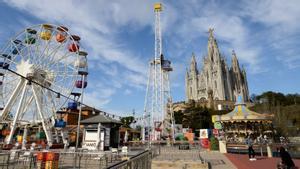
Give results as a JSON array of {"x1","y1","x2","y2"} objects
[
  {"x1": 211, "y1": 115, "x2": 217, "y2": 123},
  {"x1": 199, "y1": 129, "x2": 208, "y2": 139},
  {"x1": 212, "y1": 129, "x2": 219, "y2": 137},
  {"x1": 200, "y1": 138, "x2": 209, "y2": 148},
  {"x1": 214, "y1": 122, "x2": 222, "y2": 129},
  {"x1": 184, "y1": 132, "x2": 194, "y2": 142}
]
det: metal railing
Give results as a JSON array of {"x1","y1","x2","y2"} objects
[
  {"x1": 105, "y1": 150, "x2": 152, "y2": 169},
  {"x1": 0, "y1": 141, "x2": 208, "y2": 169},
  {"x1": 0, "y1": 150, "x2": 123, "y2": 169}
]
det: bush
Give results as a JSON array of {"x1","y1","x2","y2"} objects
[
  {"x1": 175, "y1": 134, "x2": 184, "y2": 141},
  {"x1": 210, "y1": 137, "x2": 219, "y2": 150}
]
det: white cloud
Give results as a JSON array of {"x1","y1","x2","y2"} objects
[
  {"x1": 4, "y1": 0, "x2": 300, "y2": 111},
  {"x1": 242, "y1": 0, "x2": 300, "y2": 33},
  {"x1": 124, "y1": 89, "x2": 132, "y2": 95},
  {"x1": 84, "y1": 91, "x2": 112, "y2": 108},
  {"x1": 241, "y1": 0, "x2": 300, "y2": 69},
  {"x1": 172, "y1": 1, "x2": 265, "y2": 73},
  {"x1": 3, "y1": 0, "x2": 155, "y2": 110}
]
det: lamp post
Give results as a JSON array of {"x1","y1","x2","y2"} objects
[
  {"x1": 75, "y1": 72, "x2": 87, "y2": 150},
  {"x1": 74, "y1": 71, "x2": 87, "y2": 169}
]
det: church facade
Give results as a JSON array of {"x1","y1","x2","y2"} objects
[{"x1": 185, "y1": 29, "x2": 249, "y2": 102}]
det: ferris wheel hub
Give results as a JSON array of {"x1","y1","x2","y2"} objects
[
  {"x1": 16, "y1": 60, "x2": 33, "y2": 77},
  {"x1": 16, "y1": 60, "x2": 53, "y2": 87}
]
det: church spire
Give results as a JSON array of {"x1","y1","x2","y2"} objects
[
  {"x1": 186, "y1": 68, "x2": 189, "y2": 76},
  {"x1": 191, "y1": 52, "x2": 196, "y2": 64},
  {"x1": 190, "y1": 52, "x2": 197, "y2": 72},
  {"x1": 207, "y1": 28, "x2": 221, "y2": 63},
  {"x1": 208, "y1": 28, "x2": 214, "y2": 40},
  {"x1": 231, "y1": 50, "x2": 240, "y2": 70},
  {"x1": 208, "y1": 28, "x2": 216, "y2": 48},
  {"x1": 241, "y1": 65, "x2": 247, "y2": 76},
  {"x1": 232, "y1": 50, "x2": 237, "y2": 61}
]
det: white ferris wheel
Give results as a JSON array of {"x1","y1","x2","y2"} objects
[{"x1": 0, "y1": 24, "x2": 88, "y2": 146}]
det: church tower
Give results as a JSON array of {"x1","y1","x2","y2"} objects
[
  {"x1": 186, "y1": 53, "x2": 199, "y2": 101},
  {"x1": 206, "y1": 28, "x2": 226, "y2": 100},
  {"x1": 230, "y1": 50, "x2": 249, "y2": 101}
]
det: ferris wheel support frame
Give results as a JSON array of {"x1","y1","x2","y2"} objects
[
  {"x1": 32, "y1": 84, "x2": 53, "y2": 146},
  {"x1": 21, "y1": 124, "x2": 28, "y2": 149},
  {"x1": 0, "y1": 78, "x2": 25, "y2": 121},
  {"x1": 6, "y1": 79, "x2": 27, "y2": 144},
  {"x1": 19, "y1": 95, "x2": 34, "y2": 120}
]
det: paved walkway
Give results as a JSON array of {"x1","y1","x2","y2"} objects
[
  {"x1": 200, "y1": 151, "x2": 237, "y2": 169},
  {"x1": 152, "y1": 147, "x2": 208, "y2": 169},
  {"x1": 225, "y1": 153, "x2": 300, "y2": 169}
]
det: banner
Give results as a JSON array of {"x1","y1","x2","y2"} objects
[
  {"x1": 199, "y1": 129, "x2": 208, "y2": 139},
  {"x1": 214, "y1": 122, "x2": 222, "y2": 129},
  {"x1": 200, "y1": 138, "x2": 209, "y2": 148},
  {"x1": 212, "y1": 129, "x2": 219, "y2": 137}
]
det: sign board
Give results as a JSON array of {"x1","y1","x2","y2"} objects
[
  {"x1": 200, "y1": 138, "x2": 209, "y2": 148},
  {"x1": 211, "y1": 115, "x2": 217, "y2": 123},
  {"x1": 213, "y1": 129, "x2": 219, "y2": 136},
  {"x1": 85, "y1": 130, "x2": 97, "y2": 141},
  {"x1": 184, "y1": 132, "x2": 194, "y2": 142},
  {"x1": 199, "y1": 129, "x2": 208, "y2": 139},
  {"x1": 214, "y1": 122, "x2": 222, "y2": 129}
]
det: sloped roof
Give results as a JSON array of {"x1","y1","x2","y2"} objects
[
  {"x1": 81, "y1": 114, "x2": 121, "y2": 124},
  {"x1": 214, "y1": 95, "x2": 273, "y2": 122}
]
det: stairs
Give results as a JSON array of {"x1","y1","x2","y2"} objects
[{"x1": 152, "y1": 160, "x2": 208, "y2": 169}]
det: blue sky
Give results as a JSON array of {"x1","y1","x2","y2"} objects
[{"x1": 0, "y1": 0, "x2": 300, "y2": 117}]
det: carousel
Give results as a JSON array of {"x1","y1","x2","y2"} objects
[{"x1": 212, "y1": 95, "x2": 274, "y2": 144}]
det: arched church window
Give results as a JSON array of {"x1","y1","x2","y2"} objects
[{"x1": 215, "y1": 81, "x2": 217, "y2": 89}]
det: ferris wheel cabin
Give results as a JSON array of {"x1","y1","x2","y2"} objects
[
  {"x1": 12, "y1": 39, "x2": 22, "y2": 55},
  {"x1": 69, "y1": 35, "x2": 81, "y2": 52},
  {"x1": 24, "y1": 28, "x2": 37, "y2": 44}
]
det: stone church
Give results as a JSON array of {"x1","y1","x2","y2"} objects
[{"x1": 185, "y1": 29, "x2": 249, "y2": 102}]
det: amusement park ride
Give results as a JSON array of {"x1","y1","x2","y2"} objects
[
  {"x1": 143, "y1": 3, "x2": 175, "y2": 143},
  {"x1": 0, "y1": 24, "x2": 88, "y2": 149}
]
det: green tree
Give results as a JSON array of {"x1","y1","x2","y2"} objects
[
  {"x1": 250, "y1": 91, "x2": 300, "y2": 137},
  {"x1": 181, "y1": 106, "x2": 212, "y2": 129},
  {"x1": 120, "y1": 116, "x2": 134, "y2": 128},
  {"x1": 174, "y1": 110, "x2": 183, "y2": 124}
]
